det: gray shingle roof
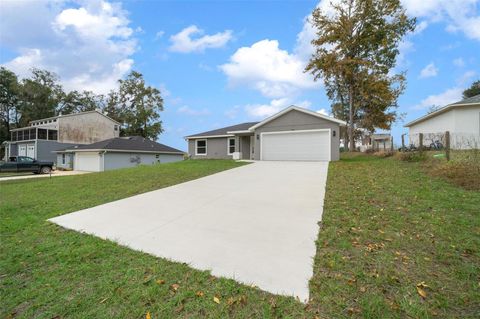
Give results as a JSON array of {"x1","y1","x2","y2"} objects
[
  {"x1": 64, "y1": 136, "x2": 184, "y2": 153},
  {"x1": 185, "y1": 122, "x2": 258, "y2": 138},
  {"x1": 450, "y1": 94, "x2": 480, "y2": 105}
]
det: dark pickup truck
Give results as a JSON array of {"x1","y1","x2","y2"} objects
[{"x1": 0, "y1": 156, "x2": 54, "y2": 174}]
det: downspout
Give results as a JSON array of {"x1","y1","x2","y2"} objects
[{"x1": 102, "y1": 150, "x2": 107, "y2": 172}]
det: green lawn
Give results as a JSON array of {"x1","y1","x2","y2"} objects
[{"x1": 1, "y1": 157, "x2": 479, "y2": 318}]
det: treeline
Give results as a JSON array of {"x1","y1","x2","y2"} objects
[{"x1": 0, "y1": 67, "x2": 164, "y2": 145}]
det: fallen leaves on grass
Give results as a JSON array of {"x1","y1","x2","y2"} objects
[
  {"x1": 213, "y1": 296, "x2": 221, "y2": 304},
  {"x1": 145, "y1": 311, "x2": 151, "y2": 319},
  {"x1": 416, "y1": 282, "x2": 429, "y2": 299},
  {"x1": 155, "y1": 279, "x2": 165, "y2": 285},
  {"x1": 170, "y1": 284, "x2": 180, "y2": 292},
  {"x1": 195, "y1": 291, "x2": 204, "y2": 297}
]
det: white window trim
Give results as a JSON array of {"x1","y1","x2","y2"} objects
[
  {"x1": 195, "y1": 139, "x2": 207, "y2": 156},
  {"x1": 227, "y1": 137, "x2": 236, "y2": 155}
]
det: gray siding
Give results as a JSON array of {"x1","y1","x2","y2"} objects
[
  {"x1": 37, "y1": 140, "x2": 78, "y2": 163},
  {"x1": 103, "y1": 152, "x2": 183, "y2": 171},
  {"x1": 253, "y1": 109, "x2": 341, "y2": 161},
  {"x1": 56, "y1": 153, "x2": 75, "y2": 170},
  {"x1": 188, "y1": 137, "x2": 233, "y2": 159},
  {"x1": 8, "y1": 143, "x2": 18, "y2": 157}
]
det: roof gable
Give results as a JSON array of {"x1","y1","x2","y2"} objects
[
  {"x1": 405, "y1": 94, "x2": 480, "y2": 127},
  {"x1": 249, "y1": 105, "x2": 346, "y2": 130}
]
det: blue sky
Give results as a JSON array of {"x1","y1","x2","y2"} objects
[{"x1": 1, "y1": 0, "x2": 479, "y2": 150}]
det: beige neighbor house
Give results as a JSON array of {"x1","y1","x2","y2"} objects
[
  {"x1": 185, "y1": 106, "x2": 346, "y2": 161},
  {"x1": 2, "y1": 110, "x2": 120, "y2": 163},
  {"x1": 404, "y1": 94, "x2": 480, "y2": 149}
]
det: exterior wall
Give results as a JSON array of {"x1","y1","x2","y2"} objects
[
  {"x1": 8, "y1": 143, "x2": 18, "y2": 157},
  {"x1": 56, "y1": 153, "x2": 75, "y2": 170},
  {"x1": 102, "y1": 152, "x2": 183, "y2": 171},
  {"x1": 58, "y1": 111, "x2": 119, "y2": 144},
  {"x1": 36, "y1": 140, "x2": 78, "y2": 163},
  {"x1": 452, "y1": 105, "x2": 480, "y2": 149},
  {"x1": 188, "y1": 137, "x2": 233, "y2": 159},
  {"x1": 408, "y1": 105, "x2": 480, "y2": 149},
  {"x1": 253, "y1": 110, "x2": 341, "y2": 161},
  {"x1": 408, "y1": 109, "x2": 455, "y2": 146}
]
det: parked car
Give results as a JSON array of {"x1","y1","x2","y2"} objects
[{"x1": 0, "y1": 156, "x2": 54, "y2": 174}]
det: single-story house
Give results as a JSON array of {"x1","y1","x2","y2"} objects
[
  {"x1": 55, "y1": 136, "x2": 184, "y2": 172},
  {"x1": 185, "y1": 105, "x2": 346, "y2": 161},
  {"x1": 405, "y1": 94, "x2": 480, "y2": 149}
]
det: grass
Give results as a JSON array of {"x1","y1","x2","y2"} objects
[
  {"x1": 1, "y1": 157, "x2": 479, "y2": 318},
  {"x1": 310, "y1": 153, "x2": 480, "y2": 318}
]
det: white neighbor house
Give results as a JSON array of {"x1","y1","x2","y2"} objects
[{"x1": 404, "y1": 94, "x2": 480, "y2": 149}]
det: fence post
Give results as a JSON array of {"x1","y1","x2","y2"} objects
[
  {"x1": 401, "y1": 134, "x2": 405, "y2": 149},
  {"x1": 391, "y1": 136, "x2": 394, "y2": 151},
  {"x1": 445, "y1": 131, "x2": 450, "y2": 161},
  {"x1": 419, "y1": 133, "x2": 423, "y2": 152}
]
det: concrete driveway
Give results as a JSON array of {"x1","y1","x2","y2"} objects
[{"x1": 49, "y1": 161, "x2": 328, "y2": 301}]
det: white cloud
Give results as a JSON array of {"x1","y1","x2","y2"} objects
[
  {"x1": 177, "y1": 105, "x2": 210, "y2": 116},
  {"x1": 453, "y1": 57, "x2": 465, "y2": 67},
  {"x1": 0, "y1": 0, "x2": 137, "y2": 94},
  {"x1": 402, "y1": 0, "x2": 480, "y2": 41},
  {"x1": 457, "y1": 70, "x2": 477, "y2": 85},
  {"x1": 419, "y1": 62, "x2": 439, "y2": 78},
  {"x1": 220, "y1": 39, "x2": 318, "y2": 99},
  {"x1": 414, "y1": 20, "x2": 429, "y2": 34},
  {"x1": 244, "y1": 98, "x2": 312, "y2": 118},
  {"x1": 155, "y1": 31, "x2": 165, "y2": 40},
  {"x1": 317, "y1": 108, "x2": 330, "y2": 116},
  {"x1": 169, "y1": 25, "x2": 232, "y2": 53},
  {"x1": 415, "y1": 87, "x2": 463, "y2": 109}
]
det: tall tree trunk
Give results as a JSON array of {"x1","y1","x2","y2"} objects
[{"x1": 348, "y1": 84, "x2": 355, "y2": 152}]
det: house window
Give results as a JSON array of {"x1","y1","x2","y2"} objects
[
  {"x1": 155, "y1": 154, "x2": 160, "y2": 162},
  {"x1": 48, "y1": 129, "x2": 58, "y2": 141},
  {"x1": 114, "y1": 125, "x2": 119, "y2": 131},
  {"x1": 30, "y1": 129, "x2": 36, "y2": 139},
  {"x1": 196, "y1": 139, "x2": 207, "y2": 155},
  {"x1": 62, "y1": 154, "x2": 66, "y2": 165},
  {"x1": 11, "y1": 131, "x2": 17, "y2": 141},
  {"x1": 38, "y1": 129, "x2": 47, "y2": 140},
  {"x1": 228, "y1": 137, "x2": 235, "y2": 155}
]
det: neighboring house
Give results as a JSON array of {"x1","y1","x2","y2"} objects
[
  {"x1": 357, "y1": 133, "x2": 392, "y2": 152},
  {"x1": 2, "y1": 110, "x2": 120, "y2": 162},
  {"x1": 185, "y1": 105, "x2": 346, "y2": 161},
  {"x1": 405, "y1": 94, "x2": 480, "y2": 149},
  {"x1": 55, "y1": 136, "x2": 184, "y2": 172}
]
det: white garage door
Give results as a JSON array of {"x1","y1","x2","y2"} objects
[
  {"x1": 261, "y1": 129, "x2": 331, "y2": 161},
  {"x1": 75, "y1": 152, "x2": 102, "y2": 172}
]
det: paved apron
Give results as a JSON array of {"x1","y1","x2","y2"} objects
[{"x1": 49, "y1": 161, "x2": 328, "y2": 301}]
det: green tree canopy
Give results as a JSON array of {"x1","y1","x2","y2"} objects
[
  {"x1": 462, "y1": 80, "x2": 480, "y2": 99},
  {"x1": 306, "y1": 0, "x2": 415, "y2": 151},
  {"x1": 107, "y1": 71, "x2": 164, "y2": 140}
]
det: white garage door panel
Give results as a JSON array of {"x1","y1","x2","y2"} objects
[
  {"x1": 261, "y1": 130, "x2": 330, "y2": 161},
  {"x1": 75, "y1": 152, "x2": 101, "y2": 172}
]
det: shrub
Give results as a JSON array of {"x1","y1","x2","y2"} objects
[
  {"x1": 395, "y1": 151, "x2": 427, "y2": 162},
  {"x1": 429, "y1": 160, "x2": 480, "y2": 191},
  {"x1": 365, "y1": 148, "x2": 376, "y2": 154}
]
